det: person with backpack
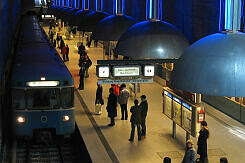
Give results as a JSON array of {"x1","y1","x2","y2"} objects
[{"x1": 129, "y1": 99, "x2": 142, "y2": 141}]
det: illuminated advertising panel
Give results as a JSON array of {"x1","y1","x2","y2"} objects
[
  {"x1": 112, "y1": 65, "x2": 140, "y2": 77},
  {"x1": 97, "y1": 66, "x2": 110, "y2": 78},
  {"x1": 182, "y1": 102, "x2": 192, "y2": 132},
  {"x1": 172, "y1": 96, "x2": 181, "y2": 125},
  {"x1": 143, "y1": 65, "x2": 155, "y2": 77},
  {"x1": 163, "y1": 91, "x2": 172, "y2": 118}
]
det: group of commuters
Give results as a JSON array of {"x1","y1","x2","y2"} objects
[
  {"x1": 99, "y1": 84, "x2": 148, "y2": 141},
  {"x1": 48, "y1": 22, "x2": 70, "y2": 62},
  {"x1": 78, "y1": 43, "x2": 92, "y2": 90}
]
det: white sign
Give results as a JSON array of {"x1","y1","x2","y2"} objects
[
  {"x1": 144, "y1": 65, "x2": 155, "y2": 77},
  {"x1": 113, "y1": 66, "x2": 140, "y2": 77},
  {"x1": 97, "y1": 78, "x2": 153, "y2": 84},
  {"x1": 98, "y1": 66, "x2": 110, "y2": 78}
]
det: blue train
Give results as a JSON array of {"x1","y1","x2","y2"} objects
[{"x1": 11, "y1": 15, "x2": 75, "y2": 136}]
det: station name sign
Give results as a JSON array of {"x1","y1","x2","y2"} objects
[
  {"x1": 112, "y1": 65, "x2": 141, "y2": 77},
  {"x1": 98, "y1": 78, "x2": 153, "y2": 84}
]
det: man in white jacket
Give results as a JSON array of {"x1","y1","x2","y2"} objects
[{"x1": 118, "y1": 84, "x2": 130, "y2": 120}]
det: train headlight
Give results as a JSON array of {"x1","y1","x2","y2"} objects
[
  {"x1": 63, "y1": 115, "x2": 70, "y2": 121},
  {"x1": 17, "y1": 116, "x2": 25, "y2": 123}
]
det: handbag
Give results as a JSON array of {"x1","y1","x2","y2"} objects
[{"x1": 95, "y1": 104, "x2": 102, "y2": 115}]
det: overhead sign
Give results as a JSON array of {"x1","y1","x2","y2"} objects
[
  {"x1": 112, "y1": 65, "x2": 140, "y2": 77},
  {"x1": 97, "y1": 78, "x2": 153, "y2": 84}
]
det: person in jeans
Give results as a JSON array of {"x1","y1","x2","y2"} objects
[
  {"x1": 118, "y1": 84, "x2": 129, "y2": 120},
  {"x1": 140, "y1": 95, "x2": 148, "y2": 138},
  {"x1": 129, "y1": 99, "x2": 142, "y2": 141}
]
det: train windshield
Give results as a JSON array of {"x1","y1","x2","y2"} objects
[
  {"x1": 27, "y1": 88, "x2": 60, "y2": 109},
  {"x1": 61, "y1": 87, "x2": 74, "y2": 108}
]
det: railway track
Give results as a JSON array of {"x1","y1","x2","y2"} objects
[{"x1": 15, "y1": 126, "x2": 90, "y2": 163}]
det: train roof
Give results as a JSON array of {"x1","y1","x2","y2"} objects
[{"x1": 11, "y1": 16, "x2": 73, "y2": 87}]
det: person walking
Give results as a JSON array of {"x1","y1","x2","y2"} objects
[
  {"x1": 129, "y1": 99, "x2": 142, "y2": 142},
  {"x1": 62, "y1": 44, "x2": 66, "y2": 62},
  {"x1": 106, "y1": 88, "x2": 117, "y2": 126},
  {"x1": 140, "y1": 95, "x2": 148, "y2": 138},
  {"x1": 118, "y1": 84, "x2": 129, "y2": 120},
  {"x1": 95, "y1": 84, "x2": 103, "y2": 105},
  {"x1": 60, "y1": 39, "x2": 65, "y2": 52},
  {"x1": 197, "y1": 121, "x2": 209, "y2": 163},
  {"x1": 78, "y1": 42, "x2": 86, "y2": 57},
  {"x1": 95, "y1": 84, "x2": 104, "y2": 114},
  {"x1": 182, "y1": 140, "x2": 197, "y2": 163},
  {"x1": 78, "y1": 65, "x2": 86, "y2": 90},
  {"x1": 53, "y1": 39, "x2": 56, "y2": 48},
  {"x1": 66, "y1": 44, "x2": 69, "y2": 61}
]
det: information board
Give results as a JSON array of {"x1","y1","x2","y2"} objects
[{"x1": 162, "y1": 87, "x2": 199, "y2": 137}]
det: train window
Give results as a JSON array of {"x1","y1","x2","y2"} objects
[
  {"x1": 12, "y1": 89, "x2": 25, "y2": 110},
  {"x1": 27, "y1": 88, "x2": 60, "y2": 109},
  {"x1": 61, "y1": 88, "x2": 74, "y2": 108}
]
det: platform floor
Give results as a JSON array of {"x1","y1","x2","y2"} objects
[{"x1": 44, "y1": 26, "x2": 245, "y2": 163}]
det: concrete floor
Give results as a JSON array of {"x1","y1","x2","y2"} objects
[{"x1": 44, "y1": 25, "x2": 245, "y2": 163}]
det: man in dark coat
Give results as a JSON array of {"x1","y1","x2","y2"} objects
[
  {"x1": 106, "y1": 88, "x2": 117, "y2": 126},
  {"x1": 129, "y1": 99, "x2": 142, "y2": 141},
  {"x1": 78, "y1": 65, "x2": 86, "y2": 90},
  {"x1": 78, "y1": 43, "x2": 86, "y2": 57},
  {"x1": 140, "y1": 95, "x2": 148, "y2": 138},
  {"x1": 197, "y1": 121, "x2": 209, "y2": 163}
]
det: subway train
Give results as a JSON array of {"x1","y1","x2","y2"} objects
[{"x1": 11, "y1": 15, "x2": 75, "y2": 136}]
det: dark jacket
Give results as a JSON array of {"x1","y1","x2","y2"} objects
[
  {"x1": 197, "y1": 127, "x2": 209, "y2": 157},
  {"x1": 130, "y1": 105, "x2": 142, "y2": 124},
  {"x1": 182, "y1": 147, "x2": 196, "y2": 163},
  {"x1": 106, "y1": 93, "x2": 117, "y2": 118},
  {"x1": 79, "y1": 66, "x2": 86, "y2": 77},
  {"x1": 95, "y1": 86, "x2": 103, "y2": 105},
  {"x1": 79, "y1": 56, "x2": 92, "y2": 69},
  {"x1": 140, "y1": 100, "x2": 148, "y2": 119},
  {"x1": 66, "y1": 46, "x2": 69, "y2": 55}
]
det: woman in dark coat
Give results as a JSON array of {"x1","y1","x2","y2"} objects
[
  {"x1": 95, "y1": 84, "x2": 103, "y2": 105},
  {"x1": 197, "y1": 121, "x2": 209, "y2": 163},
  {"x1": 106, "y1": 88, "x2": 117, "y2": 126}
]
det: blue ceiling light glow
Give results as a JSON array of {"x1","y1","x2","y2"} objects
[
  {"x1": 113, "y1": 0, "x2": 124, "y2": 15},
  {"x1": 149, "y1": 0, "x2": 152, "y2": 19},
  {"x1": 96, "y1": 0, "x2": 103, "y2": 11},
  {"x1": 77, "y1": 0, "x2": 80, "y2": 8},
  {"x1": 223, "y1": 0, "x2": 242, "y2": 31},
  {"x1": 74, "y1": 0, "x2": 77, "y2": 8},
  {"x1": 96, "y1": 0, "x2": 98, "y2": 11}
]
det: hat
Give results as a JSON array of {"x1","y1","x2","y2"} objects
[
  {"x1": 201, "y1": 121, "x2": 207, "y2": 126},
  {"x1": 140, "y1": 95, "x2": 146, "y2": 99},
  {"x1": 186, "y1": 139, "x2": 194, "y2": 145}
]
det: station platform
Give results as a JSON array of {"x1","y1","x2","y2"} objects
[{"x1": 44, "y1": 26, "x2": 245, "y2": 163}]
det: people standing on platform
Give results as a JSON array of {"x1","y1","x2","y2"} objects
[
  {"x1": 78, "y1": 64, "x2": 86, "y2": 90},
  {"x1": 53, "y1": 39, "x2": 56, "y2": 48},
  {"x1": 95, "y1": 84, "x2": 104, "y2": 114},
  {"x1": 66, "y1": 44, "x2": 69, "y2": 61},
  {"x1": 95, "y1": 84, "x2": 103, "y2": 105},
  {"x1": 60, "y1": 39, "x2": 65, "y2": 53},
  {"x1": 197, "y1": 121, "x2": 209, "y2": 163},
  {"x1": 118, "y1": 84, "x2": 130, "y2": 120},
  {"x1": 182, "y1": 139, "x2": 196, "y2": 163},
  {"x1": 79, "y1": 54, "x2": 92, "y2": 78},
  {"x1": 140, "y1": 95, "x2": 148, "y2": 138},
  {"x1": 62, "y1": 44, "x2": 66, "y2": 62},
  {"x1": 106, "y1": 88, "x2": 117, "y2": 126},
  {"x1": 78, "y1": 42, "x2": 86, "y2": 57},
  {"x1": 56, "y1": 33, "x2": 60, "y2": 48},
  {"x1": 49, "y1": 30, "x2": 54, "y2": 42},
  {"x1": 129, "y1": 99, "x2": 142, "y2": 142}
]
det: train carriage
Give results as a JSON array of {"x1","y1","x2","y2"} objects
[{"x1": 12, "y1": 15, "x2": 75, "y2": 136}]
